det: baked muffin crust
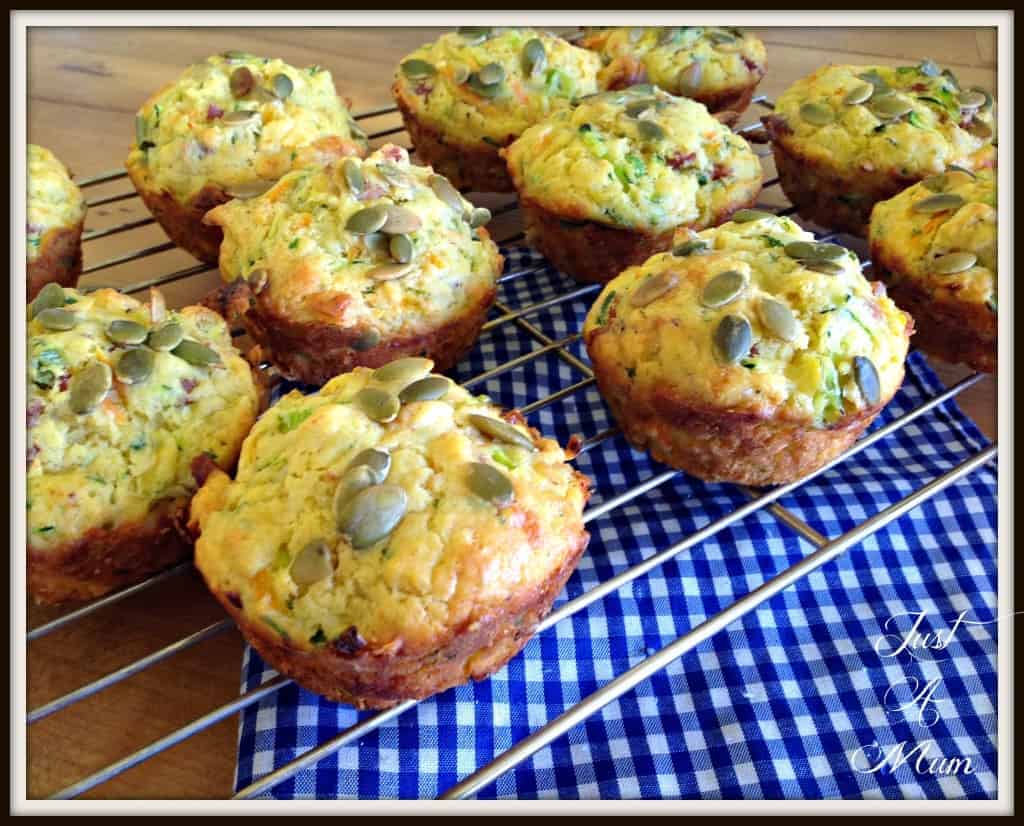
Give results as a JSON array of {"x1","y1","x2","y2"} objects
[
  {"x1": 869, "y1": 168, "x2": 996, "y2": 372},
  {"x1": 205, "y1": 144, "x2": 503, "y2": 383},
  {"x1": 27, "y1": 144, "x2": 86, "y2": 299},
  {"x1": 764, "y1": 61, "x2": 996, "y2": 235},
  {"x1": 393, "y1": 27, "x2": 601, "y2": 191},
  {"x1": 192, "y1": 359, "x2": 590, "y2": 707},
  {"x1": 584, "y1": 213, "x2": 913, "y2": 484},
  {"x1": 579, "y1": 26, "x2": 766, "y2": 114},
  {"x1": 26, "y1": 286, "x2": 259, "y2": 602}
]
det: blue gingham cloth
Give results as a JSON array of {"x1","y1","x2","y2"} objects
[{"x1": 235, "y1": 247, "x2": 997, "y2": 799}]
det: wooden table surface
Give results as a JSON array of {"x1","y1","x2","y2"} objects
[{"x1": 25, "y1": 24, "x2": 998, "y2": 800}]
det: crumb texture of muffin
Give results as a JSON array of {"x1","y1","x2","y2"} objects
[
  {"x1": 26, "y1": 286, "x2": 259, "y2": 603},
  {"x1": 27, "y1": 144, "x2": 87, "y2": 300},
  {"x1": 393, "y1": 27, "x2": 601, "y2": 191},
  {"x1": 583, "y1": 213, "x2": 913, "y2": 485},
  {"x1": 205, "y1": 144, "x2": 503, "y2": 384},
  {"x1": 579, "y1": 26, "x2": 766, "y2": 114},
  {"x1": 192, "y1": 359, "x2": 590, "y2": 708},
  {"x1": 764, "y1": 61, "x2": 996, "y2": 235},
  {"x1": 125, "y1": 52, "x2": 368, "y2": 262},
  {"x1": 869, "y1": 168, "x2": 996, "y2": 373},
  {"x1": 503, "y1": 86, "x2": 762, "y2": 282}
]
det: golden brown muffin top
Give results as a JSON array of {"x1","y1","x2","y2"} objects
[
  {"x1": 870, "y1": 168, "x2": 996, "y2": 314},
  {"x1": 191, "y1": 359, "x2": 589, "y2": 653},
  {"x1": 584, "y1": 213, "x2": 912, "y2": 427}
]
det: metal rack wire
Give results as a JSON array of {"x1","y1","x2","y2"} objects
[{"x1": 27, "y1": 96, "x2": 996, "y2": 801}]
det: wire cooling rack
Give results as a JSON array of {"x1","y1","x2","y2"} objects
[{"x1": 26, "y1": 96, "x2": 997, "y2": 801}]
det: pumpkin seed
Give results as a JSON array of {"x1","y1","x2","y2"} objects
[
  {"x1": 844, "y1": 82, "x2": 874, "y2": 105},
  {"x1": 852, "y1": 355, "x2": 881, "y2": 406},
  {"x1": 225, "y1": 180, "x2": 273, "y2": 200},
  {"x1": 466, "y1": 462, "x2": 515, "y2": 506},
  {"x1": 450, "y1": 61, "x2": 471, "y2": 85},
  {"x1": 857, "y1": 70, "x2": 890, "y2": 94},
  {"x1": 713, "y1": 315, "x2": 752, "y2": 363},
  {"x1": 115, "y1": 347, "x2": 155, "y2": 384},
  {"x1": 677, "y1": 62, "x2": 703, "y2": 95},
  {"x1": 522, "y1": 38, "x2": 546, "y2": 76},
  {"x1": 478, "y1": 62, "x2": 505, "y2": 85},
  {"x1": 376, "y1": 162, "x2": 413, "y2": 188},
  {"x1": 968, "y1": 86, "x2": 992, "y2": 110},
  {"x1": 148, "y1": 322, "x2": 184, "y2": 351},
  {"x1": 272, "y1": 73, "x2": 293, "y2": 100},
  {"x1": 346, "y1": 205, "x2": 389, "y2": 234},
  {"x1": 800, "y1": 102, "x2": 834, "y2": 126},
  {"x1": 290, "y1": 540, "x2": 334, "y2": 586},
  {"x1": 381, "y1": 205, "x2": 422, "y2": 235},
  {"x1": 469, "y1": 207, "x2": 491, "y2": 228},
  {"x1": 957, "y1": 89, "x2": 986, "y2": 111},
  {"x1": 932, "y1": 251, "x2": 978, "y2": 275},
  {"x1": 69, "y1": 362, "x2": 112, "y2": 414},
  {"x1": 389, "y1": 234, "x2": 414, "y2": 264},
  {"x1": 468, "y1": 413, "x2": 536, "y2": 451},
  {"x1": 921, "y1": 174, "x2": 948, "y2": 193},
  {"x1": 918, "y1": 58, "x2": 941, "y2": 77},
  {"x1": 374, "y1": 357, "x2": 433, "y2": 386},
  {"x1": 784, "y1": 240, "x2": 845, "y2": 261},
  {"x1": 760, "y1": 298, "x2": 797, "y2": 341},
  {"x1": 222, "y1": 109, "x2": 259, "y2": 125},
  {"x1": 229, "y1": 66, "x2": 254, "y2": 97},
  {"x1": 399, "y1": 375, "x2": 450, "y2": 403},
  {"x1": 701, "y1": 270, "x2": 746, "y2": 308},
  {"x1": 367, "y1": 262, "x2": 414, "y2": 281},
  {"x1": 107, "y1": 319, "x2": 148, "y2": 345},
  {"x1": 731, "y1": 208, "x2": 775, "y2": 223},
  {"x1": 31, "y1": 283, "x2": 66, "y2": 317},
  {"x1": 346, "y1": 447, "x2": 392, "y2": 484},
  {"x1": 968, "y1": 119, "x2": 993, "y2": 139},
  {"x1": 630, "y1": 271, "x2": 678, "y2": 307},
  {"x1": 172, "y1": 339, "x2": 221, "y2": 367},
  {"x1": 223, "y1": 50, "x2": 252, "y2": 61},
  {"x1": 429, "y1": 174, "x2": 464, "y2": 213},
  {"x1": 467, "y1": 72, "x2": 504, "y2": 98},
  {"x1": 913, "y1": 193, "x2": 965, "y2": 214},
  {"x1": 351, "y1": 328, "x2": 381, "y2": 351},
  {"x1": 870, "y1": 94, "x2": 913, "y2": 119},
  {"x1": 333, "y1": 465, "x2": 377, "y2": 519},
  {"x1": 707, "y1": 30, "x2": 737, "y2": 46},
  {"x1": 457, "y1": 26, "x2": 491, "y2": 43},
  {"x1": 947, "y1": 164, "x2": 976, "y2": 178},
  {"x1": 338, "y1": 159, "x2": 361, "y2": 197},
  {"x1": 36, "y1": 308, "x2": 77, "y2": 331},
  {"x1": 401, "y1": 59, "x2": 436, "y2": 79},
  {"x1": 637, "y1": 120, "x2": 665, "y2": 141},
  {"x1": 673, "y1": 238, "x2": 709, "y2": 257},
  {"x1": 804, "y1": 260, "x2": 845, "y2": 275},
  {"x1": 625, "y1": 98, "x2": 658, "y2": 118},
  {"x1": 354, "y1": 386, "x2": 400, "y2": 422},
  {"x1": 337, "y1": 484, "x2": 408, "y2": 549}
]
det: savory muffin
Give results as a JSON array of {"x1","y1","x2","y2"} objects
[
  {"x1": 191, "y1": 358, "x2": 591, "y2": 709},
  {"x1": 578, "y1": 26, "x2": 766, "y2": 115},
  {"x1": 764, "y1": 60, "x2": 996, "y2": 236},
  {"x1": 583, "y1": 212, "x2": 913, "y2": 485},
  {"x1": 869, "y1": 168, "x2": 996, "y2": 373},
  {"x1": 126, "y1": 51, "x2": 368, "y2": 264},
  {"x1": 503, "y1": 86, "x2": 763, "y2": 284},
  {"x1": 27, "y1": 144, "x2": 87, "y2": 301},
  {"x1": 26, "y1": 285, "x2": 259, "y2": 604},
  {"x1": 393, "y1": 27, "x2": 601, "y2": 192},
  {"x1": 205, "y1": 144, "x2": 503, "y2": 385}
]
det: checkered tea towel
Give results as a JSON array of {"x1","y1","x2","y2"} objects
[{"x1": 235, "y1": 247, "x2": 997, "y2": 800}]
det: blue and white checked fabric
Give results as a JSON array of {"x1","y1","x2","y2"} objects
[{"x1": 235, "y1": 247, "x2": 998, "y2": 800}]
